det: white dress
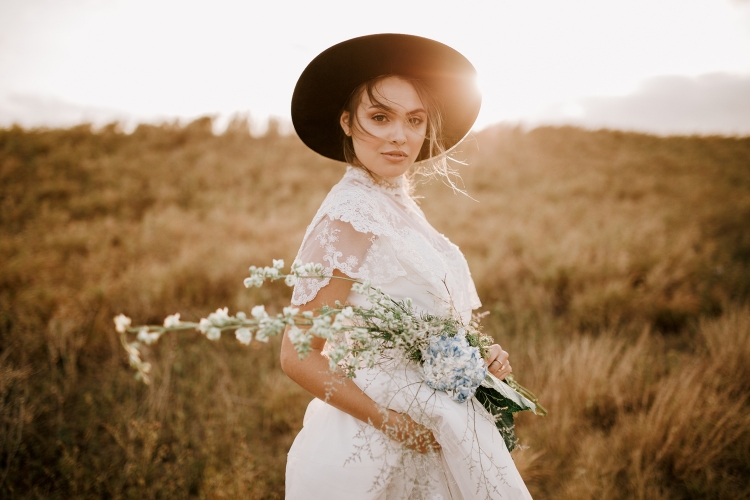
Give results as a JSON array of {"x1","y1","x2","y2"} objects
[{"x1": 285, "y1": 166, "x2": 532, "y2": 500}]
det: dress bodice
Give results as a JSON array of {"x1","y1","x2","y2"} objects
[{"x1": 292, "y1": 166, "x2": 481, "y2": 323}]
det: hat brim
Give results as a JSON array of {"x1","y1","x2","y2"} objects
[{"x1": 291, "y1": 34, "x2": 481, "y2": 163}]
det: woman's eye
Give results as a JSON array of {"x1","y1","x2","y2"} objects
[
  {"x1": 409, "y1": 117, "x2": 424, "y2": 126},
  {"x1": 372, "y1": 114, "x2": 387, "y2": 122}
]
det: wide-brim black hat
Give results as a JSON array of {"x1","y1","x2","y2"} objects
[{"x1": 291, "y1": 33, "x2": 481, "y2": 162}]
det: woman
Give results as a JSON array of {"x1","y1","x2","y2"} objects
[{"x1": 281, "y1": 34, "x2": 532, "y2": 499}]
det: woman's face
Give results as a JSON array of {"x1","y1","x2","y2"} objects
[{"x1": 340, "y1": 77, "x2": 428, "y2": 179}]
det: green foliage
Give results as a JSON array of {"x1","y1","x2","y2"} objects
[
  {"x1": 1, "y1": 120, "x2": 749, "y2": 499},
  {"x1": 475, "y1": 386, "x2": 524, "y2": 452}
]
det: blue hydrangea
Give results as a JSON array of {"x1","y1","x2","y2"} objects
[{"x1": 421, "y1": 336, "x2": 488, "y2": 403}]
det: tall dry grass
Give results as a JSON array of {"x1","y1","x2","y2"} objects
[{"x1": 1, "y1": 119, "x2": 748, "y2": 498}]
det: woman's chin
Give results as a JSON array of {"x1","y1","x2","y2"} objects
[{"x1": 363, "y1": 159, "x2": 413, "y2": 179}]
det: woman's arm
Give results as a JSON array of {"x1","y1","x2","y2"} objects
[{"x1": 280, "y1": 269, "x2": 439, "y2": 453}]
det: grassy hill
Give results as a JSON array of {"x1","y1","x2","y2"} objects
[{"x1": 1, "y1": 119, "x2": 749, "y2": 499}]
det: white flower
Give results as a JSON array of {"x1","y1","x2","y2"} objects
[
  {"x1": 327, "y1": 342, "x2": 350, "y2": 370},
  {"x1": 114, "y1": 314, "x2": 131, "y2": 333},
  {"x1": 264, "y1": 267, "x2": 280, "y2": 279},
  {"x1": 206, "y1": 327, "x2": 221, "y2": 340},
  {"x1": 198, "y1": 318, "x2": 211, "y2": 333},
  {"x1": 351, "y1": 280, "x2": 372, "y2": 295},
  {"x1": 341, "y1": 306, "x2": 354, "y2": 319},
  {"x1": 310, "y1": 315, "x2": 335, "y2": 340},
  {"x1": 235, "y1": 327, "x2": 252, "y2": 345},
  {"x1": 283, "y1": 306, "x2": 299, "y2": 317},
  {"x1": 163, "y1": 313, "x2": 181, "y2": 328},
  {"x1": 251, "y1": 305, "x2": 267, "y2": 319},
  {"x1": 301, "y1": 262, "x2": 324, "y2": 275},
  {"x1": 331, "y1": 309, "x2": 355, "y2": 331},
  {"x1": 262, "y1": 315, "x2": 286, "y2": 341},
  {"x1": 272, "y1": 259, "x2": 284, "y2": 269},
  {"x1": 291, "y1": 260, "x2": 302, "y2": 275},
  {"x1": 136, "y1": 329, "x2": 154, "y2": 345},
  {"x1": 285, "y1": 274, "x2": 297, "y2": 286},
  {"x1": 349, "y1": 327, "x2": 370, "y2": 341},
  {"x1": 137, "y1": 327, "x2": 160, "y2": 345},
  {"x1": 207, "y1": 307, "x2": 230, "y2": 326},
  {"x1": 244, "y1": 275, "x2": 264, "y2": 288},
  {"x1": 197, "y1": 309, "x2": 229, "y2": 339},
  {"x1": 287, "y1": 326, "x2": 312, "y2": 356}
]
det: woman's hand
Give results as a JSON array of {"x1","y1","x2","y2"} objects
[
  {"x1": 485, "y1": 344, "x2": 512, "y2": 380},
  {"x1": 380, "y1": 409, "x2": 440, "y2": 454}
]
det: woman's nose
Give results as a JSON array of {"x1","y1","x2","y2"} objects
[{"x1": 389, "y1": 121, "x2": 407, "y2": 144}]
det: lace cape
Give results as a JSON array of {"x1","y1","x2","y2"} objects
[{"x1": 292, "y1": 166, "x2": 481, "y2": 321}]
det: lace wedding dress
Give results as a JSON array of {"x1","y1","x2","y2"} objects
[{"x1": 285, "y1": 166, "x2": 532, "y2": 500}]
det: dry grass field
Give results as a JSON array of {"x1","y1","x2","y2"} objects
[{"x1": 1, "y1": 118, "x2": 749, "y2": 499}]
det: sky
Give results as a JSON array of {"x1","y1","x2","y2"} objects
[{"x1": 1, "y1": 0, "x2": 749, "y2": 135}]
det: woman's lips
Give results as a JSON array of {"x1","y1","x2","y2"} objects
[{"x1": 382, "y1": 150, "x2": 408, "y2": 162}]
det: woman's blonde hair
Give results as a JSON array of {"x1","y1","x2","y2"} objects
[{"x1": 340, "y1": 75, "x2": 463, "y2": 193}]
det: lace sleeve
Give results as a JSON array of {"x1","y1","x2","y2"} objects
[
  {"x1": 291, "y1": 173, "x2": 416, "y2": 305},
  {"x1": 291, "y1": 217, "x2": 374, "y2": 305}
]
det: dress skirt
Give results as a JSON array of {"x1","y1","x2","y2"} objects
[{"x1": 285, "y1": 360, "x2": 533, "y2": 499}]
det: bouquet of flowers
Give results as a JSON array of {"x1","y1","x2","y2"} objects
[{"x1": 116, "y1": 260, "x2": 546, "y2": 451}]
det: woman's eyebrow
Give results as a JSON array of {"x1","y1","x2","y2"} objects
[
  {"x1": 367, "y1": 103, "x2": 427, "y2": 115},
  {"x1": 368, "y1": 103, "x2": 394, "y2": 112}
]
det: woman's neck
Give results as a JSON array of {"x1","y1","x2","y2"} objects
[{"x1": 355, "y1": 165, "x2": 403, "y2": 188}]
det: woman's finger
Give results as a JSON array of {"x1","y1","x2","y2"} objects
[
  {"x1": 493, "y1": 361, "x2": 512, "y2": 380},
  {"x1": 488, "y1": 359, "x2": 501, "y2": 372},
  {"x1": 485, "y1": 344, "x2": 502, "y2": 365},
  {"x1": 488, "y1": 359, "x2": 504, "y2": 377},
  {"x1": 486, "y1": 344, "x2": 509, "y2": 375}
]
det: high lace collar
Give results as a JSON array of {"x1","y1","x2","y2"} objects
[{"x1": 345, "y1": 166, "x2": 407, "y2": 196}]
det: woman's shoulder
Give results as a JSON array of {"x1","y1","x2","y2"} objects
[{"x1": 329, "y1": 166, "x2": 375, "y2": 195}]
